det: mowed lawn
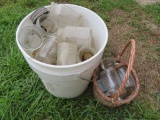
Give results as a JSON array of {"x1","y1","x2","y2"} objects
[{"x1": 0, "y1": 0, "x2": 160, "y2": 119}]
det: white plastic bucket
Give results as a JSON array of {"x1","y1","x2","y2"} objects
[{"x1": 16, "y1": 4, "x2": 108, "y2": 98}]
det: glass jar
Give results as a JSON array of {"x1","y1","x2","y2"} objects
[
  {"x1": 30, "y1": 7, "x2": 49, "y2": 24},
  {"x1": 18, "y1": 26, "x2": 43, "y2": 50},
  {"x1": 34, "y1": 35, "x2": 57, "y2": 65},
  {"x1": 36, "y1": 14, "x2": 58, "y2": 35},
  {"x1": 56, "y1": 26, "x2": 92, "y2": 48},
  {"x1": 77, "y1": 46, "x2": 95, "y2": 63},
  {"x1": 48, "y1": 3, "x2": 83, "y2": 27},
  {"x1": 97, "y1": 79, "x2": 108, "y2": 93},
  {"x1": 100, "y1": 67, "x2": 121, "y2": 97},
  {"x1": 57, "y1": 42, "x2": 78, "y2": 65},
  {"x1": 101, "y1": 58, "x2": 116, "y2": 70}
]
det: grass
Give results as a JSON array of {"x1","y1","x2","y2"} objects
[
  {"x1": 144, "y1": 3, "x2": 160, "y2": 24},
  {"x1": 143, "y1": 3, "x2": 160, "y2": 61},
  {"x1": 0, "y1": 0, "x2": 160, "y2": 119},
  {"x1": 143, "y1": 3, "x2": 160, "y2": 60}
]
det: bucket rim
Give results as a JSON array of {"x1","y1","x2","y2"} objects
[{"x1": 16, "y1": 4, "x2": 108, "y2": 69}]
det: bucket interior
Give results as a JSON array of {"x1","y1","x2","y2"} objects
[{"x1": 16, "y1": 4, "x2": 108, "y2": 68}]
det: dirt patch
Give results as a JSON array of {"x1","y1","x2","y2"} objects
[
  {"x1": 105, "y1": 8, "x2": 160, "y2": 108},
  {"x1": 142, "y1": 20, "x2": 160, "y2": 36}
]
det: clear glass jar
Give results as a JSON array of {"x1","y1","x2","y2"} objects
[
  {"x1": 18, "y1": 26, "x2": 43, "y2": 50},
  {"x1": 100, "y1": 67, "x2": 121, "y2": 97},
  {"x1": 97, "y1": 79, "x2": 108, "y2": 93},
  {"x1": 57, "y1": 42, "x2": 78, "y2": 65},
  {"x1": 77, "y1": 46, "x2": 95, "y2": 63},
  {"x1": 48, "y1": 3, "x2": 83, "y2": 27},
  {"x1": 101, "y1": 58, "x2": 116, "y2": 70},
  {"x1": 57, "y1": 26, "x2": 92, "y2": 48},
  {"x1": 36, "y1": 14, "x2": 58, "y2": 35},
  {"x1": 34, "y1": 35, "x2": 57, "y2": 65},
  {"x1": 30, "y1": 7, "x2": 49, "y2": 24}
]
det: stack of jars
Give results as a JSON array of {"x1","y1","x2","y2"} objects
[
  {"x1": 18, "y1": 2, "x2": 96, "y2": 65},
  {"x1": 97, "y1": 58, "x2": 136, "y2": 100}
]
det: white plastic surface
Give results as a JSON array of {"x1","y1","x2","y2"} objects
[{"x1": 16, "y1": 4, "x2": 108, "y2": 98}]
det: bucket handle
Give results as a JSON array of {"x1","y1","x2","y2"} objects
[
  {"x1": 79, "y1": 61, "x2": 101, "y2": 82},
  {"x1": 79, "y1": 76, "x2": 92, "y2": 82}
]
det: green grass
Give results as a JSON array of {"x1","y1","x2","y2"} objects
[
  {"x1": 143, "y1": 3, "x2": 160, "y2": 60},
  {"x1": 0, "y1": 0, "x2": 160, "y2": 119},
  {"x1": 144, "y1": 3, "x2": 160, "y2": 24}
]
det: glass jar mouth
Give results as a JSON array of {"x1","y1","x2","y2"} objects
[
  {"x1": 18, "y1": 26, "x2": 44, "y2": 50},
  {"x1": 77, "y1": 46, "x2": 96, "y2": 63},
  {"x1": 36, "y1": 14, "x2": 58, "y2": 35},
  {"x1": 101, "y1": 58, "x2": 116, "y2": 70}
]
